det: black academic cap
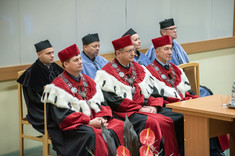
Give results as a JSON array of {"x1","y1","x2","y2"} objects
[
  {"x1": 122, "y1": 28, "x2": 137, "y2": 37},
  {"x1": 159, "y1": 18, "x2": 175, "y2": 29},
  {"x1": 82, "y1": 33, "x2": 100, "y2": 45},
  {"x1": 34, "y1": 40, "x2": 52, "y2": 52}
]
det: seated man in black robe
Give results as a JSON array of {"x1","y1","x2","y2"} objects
[{"x1": 17, "y1": 40, "x2": 64, "y2": 154}]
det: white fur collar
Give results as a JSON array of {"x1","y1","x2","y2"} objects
[
  {"x1": 41, "y1": 84, "x2": 103, "y2": 116},
  {"x1": 95, "y1": 70, "x2": 132, "y2": 100},
  {"x1": 95, "y1": 67, "x2": 158, "y2": 100},
  {"x1": 138, "y1": 66, "x2": 156, "y2": 98},
  {"x1": 150, "y1": 67, "x2": 191, "y2": 99}
]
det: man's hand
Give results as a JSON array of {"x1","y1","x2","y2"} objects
[
  {"x1": 88, "y1": 117, "x2": 108, "y2": 129},
  {"x1": 139, "y1": 106, "x2": 157, "y2": 114}
]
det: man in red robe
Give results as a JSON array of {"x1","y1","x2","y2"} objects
[
  {"x1": 95, "y1": 35, "x2": 181, "y2": 156},
  {"x1": 147, "y1": 35, "x2": 229, "y2": 155},
  {"x1": 146, "y1": 35, "x2": 198, "y2": 103},
  {"x1": 41, "y1": 44, "x2": 124, "y2": 156}
]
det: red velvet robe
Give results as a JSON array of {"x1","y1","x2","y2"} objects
[
  {"x1": 147, "y1": 60, "x2": 229, "y2": 152},
  {"x1": 42, "y1": 71, "x2": 124, "y2": 156},
  {"x1": 95, "y1": 59, "x2": 181, "y2": 156},
  {"x1": 147, "y1": 60, "x2": 198, "y2": 103}
]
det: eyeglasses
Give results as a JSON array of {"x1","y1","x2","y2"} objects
[
  {"x1": 123, "y1": 49, "x2": 135, "y2": 53},
  {"x1": 164, "y1": 27, "x2": 178, "y2": 31}
]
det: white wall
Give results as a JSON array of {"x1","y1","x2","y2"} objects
[
  {"x1": 0, "y1": 80, "x2": 44, "y2": 154},
  {"x1": 189, "y1": 48, "x2": 235, "y2": 95},
  {"x1": 0, "y1": 0, "x2": 234, "y2": 66}
]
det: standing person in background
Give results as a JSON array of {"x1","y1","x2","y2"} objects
[
  {"x1": 81, "y1": 33, "x2": 108, "y2": 79},
  {"x1": 17, "y1": 40, "x2": 64, "y2": 155},
  {"x1": 122, "y1": 28, "x2": 151, "y2": 66}
]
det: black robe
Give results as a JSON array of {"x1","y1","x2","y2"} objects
[{"x1": 17, "y1": 59, "x2": 64, "y2": 154}]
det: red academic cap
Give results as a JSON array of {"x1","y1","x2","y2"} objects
[
  {"x1": 58, "y1": 44, "x2": 80, "y2": 63},
  {"x1": 112, "y1": 35, "x2": 133, "y2": 51},
  {"x1": 152, "y1": 35, "x2": 172, "y2": 49}
]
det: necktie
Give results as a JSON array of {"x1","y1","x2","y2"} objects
[{"x1": 164, "y1": 65, "x2": 169, "y2": 70}]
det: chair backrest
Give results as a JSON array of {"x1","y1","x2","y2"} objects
[
  {"x1": 18, "y1": 70, "x2": 51, "y2": 156},
  {"x1": 18, "y1": 70, "x2": 27, "y2": 125},
  {"x1": 178, "y1": 62, "x2": 200, "y2": 97}
]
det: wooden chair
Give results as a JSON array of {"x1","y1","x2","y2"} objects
[
  {"x1": 178, "y1": 62, "x2": 200, "y2": 97},
  {"x1": 18, "y1": 70, "x2": 51, "y2": 156}
]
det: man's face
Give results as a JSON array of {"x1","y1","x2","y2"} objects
[
  {"x1": 156, "y1": 44, "x2": 172, "y2": 64},
  {"x1": 162, "y1": 25, "x2": 177, "y2": 39},
  {"x1": 131, "y1": 34, "x2": 141, "y2": 50},
  {"x1": 84, "y1": 41, "x2": 100, "y2": 59},
  {"x1": 37, "y1": 47, "x2": 54, "y2": 66},
  {"x1": 64, "y1": 54, "x2": 83, "y2": 74},
  {"x1": 117, "y1": 45, "x2": 135, "y2": 65}
]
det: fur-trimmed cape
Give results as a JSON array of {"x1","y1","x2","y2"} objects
[
  {"x1": 95, "y1": 61, "x2": 157, "y2": 101},
  {"x1": 41, "y1": 71, "x2": 125, "y2": 156},
  {"x1": 95, "y1": 59, "x2": 163, "y2": 118},
  {"x1": 147, "y1": 60, "x2": 197, "y2": 101},
  {"x1": 41, "y1": 72, "x2": 105, "y2": 117}
]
